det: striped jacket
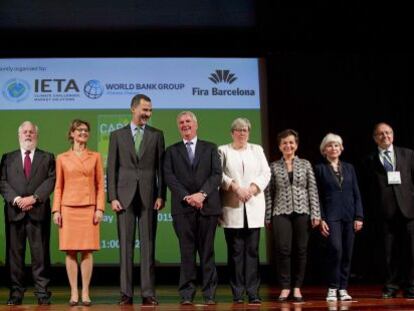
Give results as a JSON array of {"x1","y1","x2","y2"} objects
[{"x1": 265, "y1": 156, "x2": 321, "y2": 223}]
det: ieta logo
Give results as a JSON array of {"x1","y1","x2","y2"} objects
[
  {"x1": 208, "y1": 70, "x2": 237, "y2": 84},
  {"x1": 2, "y1": 78, "x2": 30, "y2": 102}
]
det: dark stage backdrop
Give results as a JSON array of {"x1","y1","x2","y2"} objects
[{"x1": 264, "y1": 51, "x2": 414, "y2": 283}]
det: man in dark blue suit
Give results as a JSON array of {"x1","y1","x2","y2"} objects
[
  {"x1": 366, "y1": 122, "x2": 414, "y2": 298},
  {"x1": 163, "y1": 111, "x2": 222, "y2": 305},
  {"x1": 0, "y1": 121, "x2": 55, "y2": 305}
]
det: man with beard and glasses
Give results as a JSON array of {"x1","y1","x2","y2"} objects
[
  {"x1": 107, "y1": 94, "x2": 166, "y2": 306},
  {"x1": 0, "y1": 121, "x2": 56, "y2": 305}
]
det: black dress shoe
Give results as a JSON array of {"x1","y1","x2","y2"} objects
[
  {"x1": 404, "y1": 291, "x2": 414, "y2": 299},
  {"x1": 6, "y1": 297, "x2": 22, "y2": 306},
  {"x1": 180, "y1": 298, "x2": 193, "y2": 305},
  {"x1": 119, "y1": 295, "x2": 133, "y2": 305},
  {"x1": 382, "y1": 289, "x2": 397, "y2": 299},
  {"x1": 38, "y1": 297, "x2": 51, "y2": 305},
  {"x1": 233, "y1": 298, "x2": 244, "y2": 304},
  {"x1": 277, "y1": 295, "x2": 289, "y2": 302},
  {"x1": 142, "y1": 297, "x2": 158, "y2": 305},
  {"x1": 292, "y1": 296, "x2": 304, "y2": 302},
  {"x1": 248, "y1": 296, "x2": 262, "y2": 304}
]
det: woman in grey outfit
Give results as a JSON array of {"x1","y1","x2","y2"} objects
[{"x1": 265, "y1": 129, "x2": 321, "y2": 302}]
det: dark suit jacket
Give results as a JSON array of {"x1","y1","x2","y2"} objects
[
  {"x1": 107, "y1": 124, "x2": 166, "y2": 209},
  {"x1": 0, "y1": 149, "x2": 56, "y2": 222},
  {"x1": 163, "y1": 139, "x2": 222, "y2": 216},
  {"x1": 365, "y1": 146, "x2": 414, "y2": 220},
  {"x1": 315, "y1": 161, "x2": 363, "y2": 222}
]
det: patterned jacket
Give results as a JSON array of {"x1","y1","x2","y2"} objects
[{"x1": 265, "y1": 156, "x2": 321, "y2": 223}]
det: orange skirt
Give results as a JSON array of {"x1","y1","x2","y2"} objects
[{"x1": 59, "y1": 205, "x2": 100, "y2": 251}]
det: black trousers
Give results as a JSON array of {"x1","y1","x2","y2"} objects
[
  {"x1": 224, "y1": 226, "x2": 260, "y2": 299},
  {"x1": 382, "y1": 210, "x2": 414, "y2": 291},
  {"x1": 7, "y1": 216, "x2": 51, "y2": 298},
  {"x1": 325, "y1": 220, "x2": 355, "y2": 289},
  {"x1": 272, "y1": 213, "x2": 310, "y2": 289},
  {"x1": 173, "y1": 212, "x2": 218, "y2": 300}
]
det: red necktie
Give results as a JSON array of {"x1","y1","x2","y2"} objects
[{"x1": 24, "y1": 150, "x2": 31, "y2": 179}]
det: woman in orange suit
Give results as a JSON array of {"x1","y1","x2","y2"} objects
[{"x1": 52, "y1": 119, "x2": 105, "y2": 306}]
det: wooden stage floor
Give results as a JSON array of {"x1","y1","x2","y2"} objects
[{"x1": 1, "y1": 285, "x2": 414, "y2": 310}]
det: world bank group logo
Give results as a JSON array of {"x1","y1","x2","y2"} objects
[
  {"x1": 2, "y1": 78, "x2": 30, "y2": 102},
  {"x1": 84, "y1": 80, "x2": 104, "y2": 99},
  {"x1": 208, "y1": 70, "x2": 237, "y2": 84}
]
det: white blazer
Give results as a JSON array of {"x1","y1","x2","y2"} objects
[{"x1": 218, "y1": 143, "x2": 271, "y2": 228}]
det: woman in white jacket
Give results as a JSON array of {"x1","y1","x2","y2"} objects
[{"x1": 218, "y1": 118, "x2": 270, "y2": 304}]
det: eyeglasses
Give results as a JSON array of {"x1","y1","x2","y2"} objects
[
  {"x1": 75, "y1": 128, "x2": 89, "y2": 133},
  {"x1": 233, "y1": 128, "x2": 249, "y2": 133},
  {"x1": 375, "y1": 131, "x2": 393, "y2": 137}
]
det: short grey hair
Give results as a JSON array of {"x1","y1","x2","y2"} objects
[
  {"x1": 231, "y1": 118, "x2": 251, "y2": 132},
  {"x1": 176, "y1": 111, "x2": 198, "y2": 123},
  {"x1": 320, "y1": 133, "x2": 343, "y2": 155},
  {"x1": 18, "y1": 121, "x2": 39, "y2": 135}
]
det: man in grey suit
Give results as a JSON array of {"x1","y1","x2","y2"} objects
[
  {"x1": 0, "y1": 121, "x2": 55, "y2": 305},
  {"x1": 366, "y1": 122, "x2": 414, "y2": 298},
  {"x1": 164, "y1": 111, "x2": 222, "y2": 305},
  {"x1": 107, "y1": 94, "x2": 166, "y2": 305}
]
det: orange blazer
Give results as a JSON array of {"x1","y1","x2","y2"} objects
[{"x1": 52, "y1": 150, "x2": 105, "y2": 212}]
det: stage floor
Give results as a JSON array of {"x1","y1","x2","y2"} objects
[{"x1": 1, "y1": 285, "x2": 414, "y2": 310}]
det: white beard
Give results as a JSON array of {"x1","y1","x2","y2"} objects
[{"x1": 19, "y1": 140, "x2": 37, "y2": 151}]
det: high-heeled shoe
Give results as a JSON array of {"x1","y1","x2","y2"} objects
[
  {"x1": 292, "y1": 296, "x2": 304, "y2": 302},
  {"x1": 82, "y1": 300, "x2": 92, "y2": 306},
  {"x1": 277, "y1": 295, "x2": 289, "y2": 302},
  {"x1": 69, "y1": 300, "x2": 79, "y2": 306},
  {"x1": 278, "y1": 289, "x2": 291, "y2": 302}
]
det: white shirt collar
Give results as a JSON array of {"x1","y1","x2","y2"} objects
[
  {"x1": 378, "y1": 144, "x2": 394, "y2": 154},
  {"x1": 131, "y1": 122, "x2": 146, "y2": 131},
  {"x1": 20, "y1": 147, "x2": 35, "y2": 155},
  {"x1": 20, "y1": 148, "x2": 35, "y2": 164},
  {"x1": 183, "y1": 136, "x2": 198, "y2": 145}
]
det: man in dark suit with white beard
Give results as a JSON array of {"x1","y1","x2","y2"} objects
[{"x1": 0, "y1": 121, "x2": 55, "y2": 305}]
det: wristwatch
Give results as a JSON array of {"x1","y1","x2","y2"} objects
[
  {"x1": 33, "y1": 194, "x2": 39, "y2": 202},
  {"x1": 200, "y1": 191, "x2": 208, "y2": 198}
]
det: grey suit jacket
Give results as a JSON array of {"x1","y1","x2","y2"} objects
[
  {"x1": 106, "y1": 124, "x2": 166, "y2": 209},
  {"x1": 0, "y1": 149, "x2": 56, "y2": 222},
  {"x1": 265, "y1": 156, "x2": 320, "y2": 222}
]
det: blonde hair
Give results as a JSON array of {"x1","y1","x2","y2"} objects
[
  {"x1": 231, "y1": 118, "x2": 251, "y2": 132},
  {"x1": 320, "y1": 133, "x2": 343, "y2": 155}
]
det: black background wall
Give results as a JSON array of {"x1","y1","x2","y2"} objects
[{"x1": 1, "y1": 1, "x2": 413, "y2": 285}]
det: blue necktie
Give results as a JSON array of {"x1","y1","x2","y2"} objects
[
  {"x1": 383, "y1": 150, "x2": 393, "y2": 172},
  {"x1": 186, "y1": 141, "x2": 194, "y2": 165}
]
